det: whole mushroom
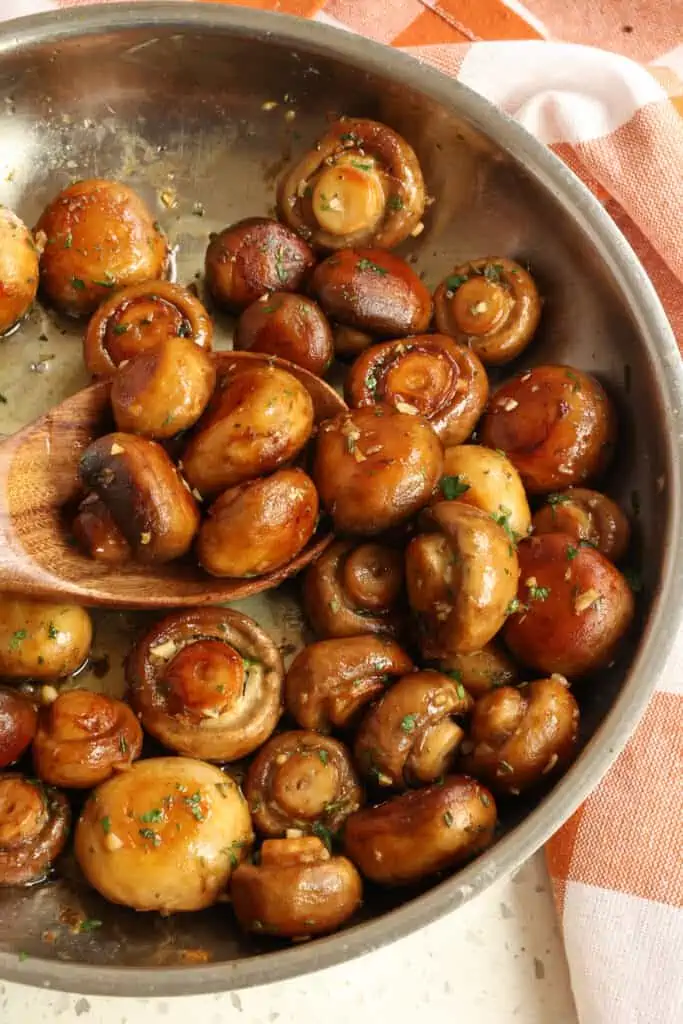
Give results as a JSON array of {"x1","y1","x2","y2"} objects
[
  {"x1": 0, "y1": 596, "x2": 92, "y2": 680},
  {"x1": 435, "y1": 444, "x2": 531, "y2": 542},
  {"x1": 235, "y1": 292, "x2": 334, "y2": 377},
  {"x1": 532, "y1": 488, "x2": 630, "y2": 563},
  {"x1": 0, "y1": 774, "x2": 70, "y2": 886},
  {"x1": 0, "y1": 688, "x2": 38, "y2": 769},
  {"x1": 0, "y1": 207, "x2": 39, "y2": 335}
]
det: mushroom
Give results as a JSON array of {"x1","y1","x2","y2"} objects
[
  {"x1": 197, "y1": 468, "x2": 319, "y2": 578},
  {"x1": 32, "y1": 689, "x2": 143, "y2": 789},
  {"x1": 277, "y1": 117, "x2": 425, "y2": 250},
  {"x1": 532, "y1": 487, "x2": 630, "y2": 562},
  {"x1": 285, "y1": 636, "x2": 413, "y2": 732},
  {"x1": 434, "y1": 444, "x2": 531, "y2": 541},
  {"x1": 0, "y1": 597, "x2": 92, "y2": 680},
  {"x1": 235, "y1": 292, "x2": 334, "y2": 377},
  {"x1": 205, "y1": 217, "x2": 315, "y2": 313},
  {"x1": 182, "y1": 364, "x2": 315, "y2": 497},
  {"x1": 0, "y1": 774, "x2": 70, "y2": 886},
  {"x1": 35, "y1": 179, "x2": 168, "y2": 316},
  {"x1": 311, "y1": 249, "x2": 432, "y2": 354},
  {"x1": 437, "y1": 642, "x2": 520, "y2": 699},
  {"x1": 78, "y1": 432, "x2": 200, "y2": 563},
  {"x1": 355, "y1": 671, "x2": 473, "y2": 788},
  {"x1": 405, "y1": 502, "x2": 519, "y2": 658},
  {"x1": 312, "y1": 405, "x2": 443, "y2": 535},
  {"x1": 460, "y1": 676, "x2": 580, "y2": 795},
  {"x1": 302, "y1": 539, "x2": 406, "y2": 639},
  {"x1": 74, "y1": 757, "x2": 253, "y2": 912},
  {"x1": 83, "y1": 281, "x2": 212, "y2": 378},
  {"x1": 479, "y1": 365, "x2": 616, "y2": 494},
  {"x1": 0, "y1": 207, "x2": 39, "y2": 335},
  {"x1": 433, "y1": 258, "x2": 541, "y2": 365},
  {"x1": 503, "y1": 532, "x2": 635, "y2": 677},
  {"x1": 343, "y1": 775, "x2": 496, "y2": 885},
  {"x1": 245, "y1": 730, "x2": 362, "y2": 837},
  {"x1": 345, "y1": 335, "x2": 489, "y2": 447},
  {"x1": 127, "y1": 608, "x2": 283, "y2": 762},
  {"x1": 231, "y1": 836, "x2": 362, "y2": 939},
  {"x1": 110, "y1": 335, "x2": 217, "y2": 439},
  {"x1": 72, "y1": 495, "x2": 132, "y2": 565},
  {"x1": 0, "y1": 687, "x2": 38, "y2": 769}
]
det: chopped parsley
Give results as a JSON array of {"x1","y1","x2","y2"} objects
[
  {"x1": 565, "y1": 370, "x2": 581, "y2": 393},
  {"x1": 111, "y1": 323, "x2": 129, "y2": 335},
  {"x1": 138, "y1": 828, "x2": 161, "y2": 846},
  {"x1": 356, "y1": 258, "x2": 388, "y2": 275},
  {"x1": 491, "y1": 505, "x2": 520, "y2": 545},
  {"x1": 388, "y1": 195, "x2": 404, "y2": 211},
  {"x1": 9, "y1": 629, "x2": 28, "y2": 650},
  {"x1": 364, "y1": 370, "x2": 379, "y2": 395},
  {"x1": 566, "y1": 545, "x2": 578, "y2": 560},
  {"x1": 184, "y1": 792, "x2": 205, "y2": 822},
  {"x1": 483, "y1": 263, "x2": 505, "y2": 283},
  {"x1": 71, "y1": 277, "x2": 86, "y2": 290},
  {"x1": 140, "y1": 808, "x2": 163, "y2": 824},
  {"x1": 445, "y1": 273, "x2": 468, "y2": 291},
  {"x1": 351, "y1": 160, "x2": 373, "y2": 171},
  {"x1": 47, "y1": 622, "x2": 59, "y2": 640},
  {"x1": 274, "y1": 246, "x2": 288, "y2": 284},
  {"x1": 527, "y1": 583, "x2": 550, "y2": 601},
  {"x1": 79, "y1": 919, "x2": 102, "y2": 933},
  {"x1": 312, "y1": 821, "x2": 333, "y2": 851},
  {"x1": 328, "y1": 597, "x2": 341, "y2": 614},
  {"x1": 454, "y1": 681, "x2": 466, "y2": 701},
  {"x1": 318, "y1": 749, "x2": 329, "y2": 765},
  {"x1": 100, "y1": 816, "x2": 111, "y2": 834},
  {"x1": 64, "y1": 233, "x2": 73, "y2": 249},
  {"x1": 440, "y1": 474, "x2": 470, "y2": 501},
  {"x1": 401, "y1": 714, "x2": 417, "y2": 733},
  {"x1": 506, "y1": 598, "x2": 527, "y2": 616}
]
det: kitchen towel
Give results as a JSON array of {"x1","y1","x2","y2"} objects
[{"x1": 3, "y1": 2, "x2": 683, "y2": 1022}]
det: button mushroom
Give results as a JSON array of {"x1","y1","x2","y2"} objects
[
  {"x1": 437, "y1": 642, "x2": 520, "y2": 699},
  {"x1": 0, "y1": 597, "x2": 92, "y2": 680},
  {"x1": 0, "y1": 774, "x2": 70, "y2": 886},
  {"x1": 72, "y1": 495, "x2": 132, "y2": 565},
  {"x1": 231, "y1": 836, "x2": 362, "y2": 939},
  {"x1": 235, "y1": 292, "x2": 334, "y2": 377},
  {"x1": 434, "y1": 444, "x2": 531, "y2": 542},
  {"x1": 0, "y1": 207, "x2": 39, "y2": 335},
  {"x1": 277, "y1": 117, "x2": 425, "y2": 250},
  {"x1": 532, "y1": 487, "x2": 630, "y2": 562},
  {"x1": 127, "y1": 608, "x2": 283, "y2": 762},
  {"x1": 74, "y1": 757, "x2": 253, "y2": 912},
  {"x1": 480, "y1": 365, "x2": 616, "y2": 494},
  {"x1": 285, "y1": 636, "x2": 413, "y2": 732},
  {"x1": 0, "y1": 687, "x2": 38, "y2": 769}
]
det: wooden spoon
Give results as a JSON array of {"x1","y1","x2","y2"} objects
[{"x1": 0, "y1": 352, "x2": 346, "y2": 608}]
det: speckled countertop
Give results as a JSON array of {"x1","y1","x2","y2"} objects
[{"x1": 0, "y1": 853, "x2": 578, "y2": 1024}]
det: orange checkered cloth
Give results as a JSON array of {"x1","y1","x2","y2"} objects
[{"x1": 7, "y1": 1, "x2": 683, "y2": 1020}]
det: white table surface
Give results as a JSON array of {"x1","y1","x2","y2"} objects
[{"x1": 0, "y1": 852, "x2": 578, "y2": 1024}]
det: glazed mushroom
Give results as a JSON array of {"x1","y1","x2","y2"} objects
[
  {"x1": 32, "y1": 689, "x2": 143, "y2": 789},
  {"x1": 438, "y1": 642, "x2": 520, "y2": 699},
  {"x1": 245, "y1": 730, "x2": 362, "y2": 837},
  {"x1": 285, "y1": 636, "x2": 413, "y2": 732},
  {"x1": 479, "y1": 365, "x2": 616, "y2": 494},
  {"x1": 0, "y1": 207, "x2": 39, "y2": 335},
  {"x1": 182, "y1": 364, "x2": 315, "y2": 497},
  {"x1": 312, "y1": 405, "x2": 443, "y2": 535},
  {"x1": 72, "y1": 495, "x2": 132, "y2": 565},
  {"x1": 0, "y1": 597, "x2": 92, "y2": 680},
  {"x1": 311, "y1": 249, "x2": 433, "y2": 354},
  {"x1": 277, "y1": 117, "x2": 425, "y2": 250},
  {"x1": 355, "y1": 671, "x2": 473, "y2": 789},
  {"x1": 127, "y1": 608, "x2": 283, "y2": 762},
  {"x1": 435, "y1": 444, "x2": 531, "y2": 541},
  {"x1": 302, "y1": 539, "x2": 406, "y2": 639},
  {"x1": 205, "y1": 217, "x2": 315, "y2": 313},
  {"x1": 532, "y1": 488, "x2": 630, "y2": 562},
  {"x1": 0, "y1": 687, "x2": 38, "y2": 769},
  {"x1": 231, "y1": 836, "x2": 362, "y2": 939},
  {"x1": 503, "y1": 532, "x2": 635, "y2": 677},
  {"x1": 235, "y1": 292, "x2": 334, "y2": 377},
  {"x1": 405, "y1": 502, "x2": 519, "y2": 658},
  {"x1": 75, "y1": 757, "x2": 253, "y2": 912},
  {"x1": 35, "y1": 179, "x2": 168, "y2": 316},
  {"x1": 110, "y1": 336, "x2": 217, "y2": 438},
  {"x1": 460, "y1": 676, "x2": 580, "y2": 795},
  {"x1": 0, "y1": 774, "x2": 70, "y2": 886},
  {"x1": 83, "y1": 281, "x2": 212, "y2": 378},
  {"x1": 433, "y1": 258, "x2": 540, "y2": 365},
  {"x1": 343, "y1": 775, "x2": 496, "y2": 885},
  {"x1": 345, "y1": 335, "x2": 489, "y2": 447},
  {"x1": 197, "y1": 468, "x2": 319, "y2": 579}
]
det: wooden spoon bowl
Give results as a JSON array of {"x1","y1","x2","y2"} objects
[{"x1": 0, "y1": 352, "x2": 346, "y2": 608}]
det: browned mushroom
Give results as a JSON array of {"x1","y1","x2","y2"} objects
[
  {"x1": 83, "y1": 281, "x2": 212, "y2": 378},
  {"x1": 231, "y1": 836, "x2": 362, "y2": 939},
  {"x1": 405, "y1": 502, "x2": 519, "y2": 658},
  {"x1": 302, "y1": 539, "x2": 406, "y2": 639},
  {"x1": 343, "y1": 775, "x2": 496, "y2": 885},
  {"x1": 32, "y1": 689, "x2": 143, "y2": 789},
  {"x1": 197, "y1": 468, "x2": 319, "y2": 579},
  {"x1": 532, "y1": 488, "x2": 630, "y2": 562},
  {"x1": 313, "y1": 405, "x2": 443, "y2": 535},
  {"x1": 72, "y1": 495, "x2": 132, "y2": 565},
  {"x1": 0, "y1": 597, "x2": 93, "y2": 680},
  {"x1": 205, "y1": 218, "x2": 315, "y2": 313},
  {"x1": 127, "y1": 608, "x2": 283, "y2": 762},
  {"x1": 235, "y1": 293, "x2": 334, "y2": 377},
  {"x1": 0, "y1": 207, "x2": 39, "y2": 335},
  {"x1": 277, "y1": 117, "x2": 425, "y2": 250},
  {"x1": 435, "y1": 444, "x2": 531, "y2": 541},
  {"x1": 345, "y1": 335, "x2": 488, "y2": 447},
  {"x1": 479, "y1": 365, "x2": 617, "y2": 494},
  {"x1": 78, "y1": 433, "x2": 200, "y2": 563},
  {"x1": 460, "y1": 676, "x2": 580, "y2": 795},
  {"x1": 503, "y1": 532, "x2": 635, "y2": 677},
  {"x1": 0, "y1": 774, "x2": 70, "y2": 886},
  {"x1": 433, "y1": 258, "x2": 540, "y2": 365},
  {"x1": 438, "y1": 642, "x2": 520, "y2": 699},
  {"x1": 355, "y1": 671, "x2": 473, "y2": 789},
  {"x1": 0, "y1": 687, "x2": 38, "y2": 769},
  {"x1": 245, "y1": 730, "x2": 362, "y2": 838},
  {"x1": 35, "y1": 179, "x2": 168, "y2": 316},
  {"x1": 182, "y1": 364, "x2": 315, "y2": 497},
  {"x1": 285, "y1": 636, "x2": 413, "y2": 732}
]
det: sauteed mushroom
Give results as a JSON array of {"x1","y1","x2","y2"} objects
[
  {"x1": 0, "y1": 207, "x2": 39, "y2": 335},
  {"x1": 0, "y1": 774, "x2": 70, "y2": 886},
  {"x1": 0, "y1": 597, "x2": 92, "y2": 680},
  {"x1": 435, "y1": 444, "x2": 531, "y2": 541},
  {"x1": 532, "y1": 488, "x2": 630, "y2": 562},
  {"x1": 235, "y1": 292, "x2": 334, "y2": 377},
  {"x1": 0, "y1": 688, "x2": 37, "y2": 769},
  {"x1": 72, "y1": 496, "x2": 132, "y2": 565},
  {"x1": 438, "y1": 642, "x2": 520, "y2": 699}
]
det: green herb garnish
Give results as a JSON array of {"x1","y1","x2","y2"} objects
[
  {"x1": 356, "y1": 258, "x2": 388, "y2": 275},
  {"x1": 440, "y1": 475, "x2": 470, "y2": 501},
  {"x1": 401, "y1": 714, "x2": 417, "y2": 733}
]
